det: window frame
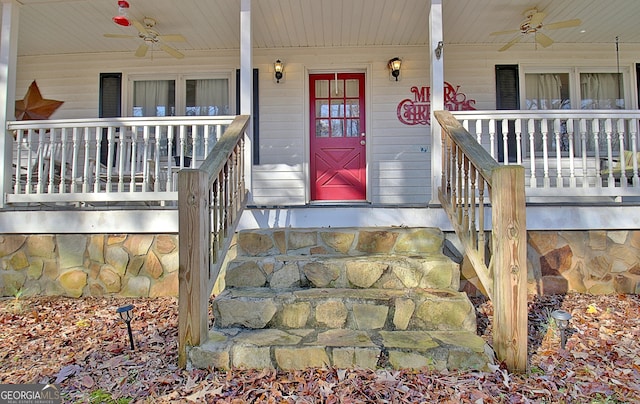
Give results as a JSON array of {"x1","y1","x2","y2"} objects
[
  {"x1": 124, "y1": 71, "x2": 236, "y2": 117},
  {"x1": 519, "y1": 66, "x2": 632, "y2": 110}
]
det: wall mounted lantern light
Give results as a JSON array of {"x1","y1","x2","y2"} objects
[
  {"x1": 274, "y1": 60, "x2": 284, "y2": 83},
  {"x1": 388, "y1": 57, "x2": 402, "y2": 81},
  {"x1": 435, "y1": 41, "x2": 444, "y2": 60}
]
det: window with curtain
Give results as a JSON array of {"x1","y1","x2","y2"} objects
[
  {"x1": 580, "y1": 73, "x2": 624, "y2": 109},
  {"x1": 186, "y1": 79, "x2": 229, "y2": 116},
  {"x1": 525, "y1": 73, "x2": 570, "y2": 110},
  {"x1": 132, "y1": 80, "x2": 176, "y2": 117}
]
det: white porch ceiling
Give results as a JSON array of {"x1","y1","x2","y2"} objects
[{"x1": 8, "y1": 0, "x2": 640, "y2": 57}]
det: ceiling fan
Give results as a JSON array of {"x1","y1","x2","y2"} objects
[
  {"x1": 104, "y1": 17, "x2": 186, "y2": 59},
  {"x1": 490, "y1": 8, "x2": 582, "y2": 52}
]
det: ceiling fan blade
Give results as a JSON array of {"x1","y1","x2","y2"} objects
[
  {"x1": 529, "y1": 11, "x2": 546, "y2": 27},
  {"x1": 159, "y1": 43, "x2": 184, "y2": 59},
  {"x1": 104, "y1": 33, "x2": 136, "y2": 39},
  {"x1": 499, "y1": 36, "x2": 522, "y2": 52},
  {"x1": 544, "y1": 19, "x2": 582, "y2": 30},
  {"x1": 158, "y1": 34, "x2": 186, "y2": 42},
  {"x1": 535, "y1": 32, "x2": 554, "y2": 48},
  {"x1": 135, "y1": 43, "x2": 149, "y2": 57},
  {"x1": 131, "y1": 19, "x2": 150, "y2": 35},
  {"x1": 490, "y1": 29, "x2": 520, "y2": 36}
]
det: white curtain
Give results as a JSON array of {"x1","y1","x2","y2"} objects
[
  {"x1": 133, "y1": 80, "x2": 173, "y2": 117},
  {"x1": 190, "y1": 79, "x2": 229, "y2": 116},
  {"x1": 580, "y1": 73, "x2": 623, "y2": 109},
  {"x1": 525, "y1": 74, "x2": 564, "y2": 110}
]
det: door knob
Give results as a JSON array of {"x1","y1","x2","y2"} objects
[{"x1": 360, "y1": 140, "x2": 366, "y2": 145}]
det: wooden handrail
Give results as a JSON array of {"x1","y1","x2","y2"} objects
[
  {"x1": 435, "y1": 110, "x2": 528, "y2": 372},
  {"x1": 177, "y1": 115, "x2": 250, "y2": 368}
]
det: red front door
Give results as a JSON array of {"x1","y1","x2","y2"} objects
[{"x1": 310, "y1": 73, "x2": 366, "y2": 201}]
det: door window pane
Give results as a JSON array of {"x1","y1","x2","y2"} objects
[
  {"x1": 316, "y1": 100, "x2": 329, "y2": 117},
  {"x1": 346, "y1": 100, "x2": 360, "y2": 117},
  {"x1": 331, "y1": 119, "x2": 344, "y2": 137},
  {"x1": 316, "y1": 120, "x2": 330, "y2": 137},
  {"x1": 345, "y1": 79, "x2": 359, "y2": 97},
  {"x1": 346, "y1": 119, "x2": 359, "y2": 137},
  {"x1": 330, "y1": 80, "x2": 344, "y2": 97},
  {"x1": 331, "y1": 100, "x2": 344, "y2": 117},
  {"x1": 315, "y1": 80, "x2": 329, "y2": 98}
]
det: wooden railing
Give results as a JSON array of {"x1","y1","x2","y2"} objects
[
  {"x1": 6, "y1": 116, "x2": 232, "y2": 205},
  {"x1": 452, "y1": 110, "x2": 640, "y2": 199},
  {"x1": 436, "y1": 110, "x2": 528, "y2": 372},
  {"x1": 177, "y1": 115, "x2": 250, "y2": 368}
]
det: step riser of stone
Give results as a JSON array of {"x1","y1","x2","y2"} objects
[
  {"x1": 188, "y1": 329, "x2": 494, "y2": 371},
  {"x1": 236, "y1": 227, "x2": 447, "y2": 258},
  {"x1": 212, "y1": 288, "x2": 476, "y2": 333},
  {"x1": 225, "y1": 255, "x2": 460, "y2": 291}
]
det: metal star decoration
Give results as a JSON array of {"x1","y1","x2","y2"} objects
[{"x1": 15, "y1": 81, "x2": 64, "y2": 120}]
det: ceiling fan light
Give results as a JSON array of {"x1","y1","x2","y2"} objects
[{"x1": 112, "y1": 15, "x2": 131, "y2": 27}]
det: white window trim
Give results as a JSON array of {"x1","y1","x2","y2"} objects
[
  {"x1": 123, "y1": 71, "x2": 236, "y2": 117},
  {"x1": 519, "y1": 65, "x2": 633, "y2": 110}
]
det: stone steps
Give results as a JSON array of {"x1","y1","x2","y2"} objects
[
  {"x1": 187, "y1": 227, "x2": 494, "y2": 371},
  {"x1": 212, "y1": 287, "x2": 476, "y2": 332},
  {"x1": 225, "y1": 254, "x2": 460, "y2": 291},
  {"x1": 189, "y1": 328, "x2": 493, "y2": 371}
]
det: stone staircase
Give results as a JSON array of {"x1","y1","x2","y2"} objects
[{"x1": 187, "y1": 227, "x2": 494, "y2": 371}]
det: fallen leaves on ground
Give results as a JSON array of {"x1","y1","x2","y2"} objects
[{"x1": 1, "y1": 293, "x2": 639, "y2": 403}]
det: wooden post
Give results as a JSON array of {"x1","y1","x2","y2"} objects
[
  {"x1": 178, "y1": 168, "x2": 210, "y2": 368},
  {"x1": 491, "y1": 165, "x2": 528, "y2": 372}
]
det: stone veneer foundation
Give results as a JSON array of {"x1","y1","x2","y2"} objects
[
  {"x1": 1, "y1": 230, "x2": 639, "y2": 298},
  {"x1": 0, "y1": 234, "x2": 178, "y2": 298}
]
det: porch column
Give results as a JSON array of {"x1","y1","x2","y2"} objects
[
  {"x1": 0, "y1": 0, "x2": 19, "y2": 208},
  {"x1": 429, "y1": 0, "x2": 444, "y2": 205},
  {"x1": 240, "y1": 0, "x2": 253, "y2": 202}
]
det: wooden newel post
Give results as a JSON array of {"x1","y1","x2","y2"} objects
[
  {"x1": 491, "y1": 165, "x2": 528, "y2": 372},
  {"x1": 178, "y1": 168, "x2": 210, "y2": 368}
]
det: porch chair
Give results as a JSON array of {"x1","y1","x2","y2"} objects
[
  {"x1": 600, "y1": 150, "x2": 640, "y2": 183},
  {"x1": 98, "y1": 131, "x2": 156, "y2": 192},
  {"x1": 12, "y1": 132, "x2": 74, "y2": 194}
]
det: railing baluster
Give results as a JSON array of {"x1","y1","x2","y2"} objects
[
  {"x1": 605, "y1": 119, "x2": 615, "y2": 188},
  {"x1": 463, "y1": 155, "x2": 470, "y2": 234},
  {"x1": 541, "y1": 120, "x2": 550, "y2": 188},
  {"x1": 469, "y1": 165, "x2": 477, "y2": 249},
  {"x1": 515, "y1": 118, "x2": 522, "y2": 164},
  {"x1": 94, "y1": 128, "x2": 101, "y2": 193},
  {"x1": 554, "y1": 118, "x2": 563, "y2": 188},
  {"x1": 528, "y1": 119, "x2": 537, "y2": 188},
  {"x1": 580, "y1": 119, "x2": 588, "y2": 187},
  {"x1": 631, "y1": 119, "x2": 639, "y2": 186},
  {"x1": 104, "y1": 126, "x2": 114, "y2": 192},
  {"x1": 617, "y1": 118, "x2": 627, "y2": 187},
  {"x1": 488, "y1": 119, "x2": 496, "y2": 159},
  {"x1": 501, "y1": 119, "x2": 509, "y2": 164},
  {"x1": 166, "y1": 126, "x2": 174, "y2": 192},
  {"x1": 567, "y1": 119, "x2": 576, "y2": 188}
]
